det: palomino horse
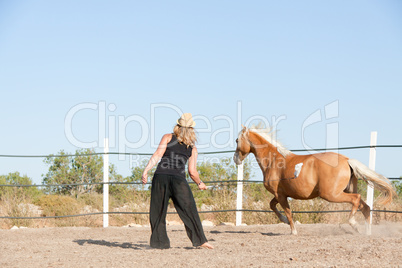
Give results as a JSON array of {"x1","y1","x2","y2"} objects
[{"x1": 233, "y1": 126, "x2": 395, "y2": 235}]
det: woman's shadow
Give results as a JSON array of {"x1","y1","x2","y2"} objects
[{"x1": 73, "y1": 239, "x2": 151, "y2": 250}]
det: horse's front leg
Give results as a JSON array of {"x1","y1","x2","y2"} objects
[
  {"x1": 269, "y1": 198, "x2": 289, "y2": 224},
  {"x1": 277, "y1": 195, "x2": 297, "y2": 235}
]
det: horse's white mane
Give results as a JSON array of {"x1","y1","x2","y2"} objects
[{"x1": 245, "y1": 124, "x2": 292, "y2": 157}]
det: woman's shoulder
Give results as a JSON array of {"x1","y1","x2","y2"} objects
[{"x1": 161, "y1": 133, "x2": 173, "y2": 143}]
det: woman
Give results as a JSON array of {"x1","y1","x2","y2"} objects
[{"x1": 142, "y1": 113, "x2": 214, "y2": 249}]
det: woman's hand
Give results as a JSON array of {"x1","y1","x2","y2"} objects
[
  {"x1": 142, "y1": 172, "x2": 148, "y2": 184},
  {"x1": 198, "y1": 182, "x2": 207, "y2": 190}
]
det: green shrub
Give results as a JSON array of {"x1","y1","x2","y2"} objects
[
  {"x1": 0, "y1": 172, "x2": 42, "y2": 200},
  {"x1": 0, "y1": 172, "x2": 44, "y2": 228},
  {"x1": 392, "y1": 180, "x2": 402, "y2": 197}
]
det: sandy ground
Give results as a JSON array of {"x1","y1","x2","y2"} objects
[{"x1": 0, "y1": 222, "x2": 401, "y2": 268}]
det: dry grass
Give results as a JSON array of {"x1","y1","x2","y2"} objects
[
  {"x1": 0, "y1": 184, "x2": 401, "y2": 229},
  {"x1": 0, "y1": 189, "x2": 40, "y2": 228}
]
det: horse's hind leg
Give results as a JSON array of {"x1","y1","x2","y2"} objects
[
  {"x1": 347, "y1": 175, "x2": 371, "y2": 234},
  {"x1": 270, "y1": 197, "x2": 289, "y2": 224},
  {"x1": 347, "y1": 194, "x2": 366, "y2": 233},
  {"x1": 321, "y1": 192, "x2": 362, "y2": 233},
  {"x1": 359, "y1": 199, "x2": 371, "y2": 235},
  {"x1": 277, "y1": 195, "x2": 297, "y2": 235}
]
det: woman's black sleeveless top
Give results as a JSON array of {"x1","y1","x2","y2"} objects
[{"x1": 154, "y1": 134, "x2": 193, "y2": 179}]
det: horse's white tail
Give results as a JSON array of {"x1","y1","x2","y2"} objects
[{"x1": 348, "y1": 159, "x2": 395, "y2": 205}]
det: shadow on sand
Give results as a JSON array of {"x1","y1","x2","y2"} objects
[
  {"x1": 73, "y1": 239, "x2": 150, "y2": 250},
  {"x1": 209, "y1": 230, "x2": 282, "y2": 236},
  {"x1": 73, "y1": 239, "x2": 204, "y2": 250}
]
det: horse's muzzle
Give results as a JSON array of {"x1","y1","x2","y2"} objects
[{"x1": 233, "y1": 153, "x2": 242, "y2": 165}]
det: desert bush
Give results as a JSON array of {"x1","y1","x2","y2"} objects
[
  {"x1": 242, "y1": 184, "x2": 280, "y2": 225},
  {"x1": 1, "y1": 159, "x2": 401, "y2": 229},
  {"x1": 213, "y1": 188, "x2": 236, "y2": 224},
  {"x1": 195, "y1": 187, "x2": 236, "y2": 224},
  {"x1": 0, "y1": 172, "x2": 43, "y2": 228},
  {"x1": 34, "y1": 195, "x2": 81, "y2": 227},
  {"x1": 0, "y1": 172, "x2": 42, "y2": 200},
  {"x1": 77, "y1": 192, "x2": 103, "y2": 211},
  {"x1": 0, "y1": 190, "x2": 38, "y2": 228},
  {"x1": 392, "y1": 180, "x2": 402, "y2": 196},
  {"x1": 289, "y1": 198, "x2": 329, "y2": 224},
  {"x1": 108, "y1": 189, "x2": 151, "y2": 226}
]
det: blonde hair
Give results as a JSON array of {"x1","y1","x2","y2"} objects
[{"x1": 173, "y1": 125, "x2": 197, "y2": 147}]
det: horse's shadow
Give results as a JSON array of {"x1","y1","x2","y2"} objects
[
  {"x1": 209, "y1": 230, "x2": 282, "y2": 236},
  {"x1": 73, "y1": 239, "x2": 150, "y2": 250},
  {"x1": 260, "y1": 232, "x2": 282, "y2": 236}
]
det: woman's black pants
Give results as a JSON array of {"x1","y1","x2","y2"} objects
[{"x1": 149, "y1": 174, "x2": 208, "y2": 249}]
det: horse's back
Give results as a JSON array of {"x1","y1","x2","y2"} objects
[{"x1": 287, "y1": 152, "x2": 349, "y2": 175}]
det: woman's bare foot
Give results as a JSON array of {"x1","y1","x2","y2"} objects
[{"x1": 199, "y1": 242, "x2": 214, "y2": 249}]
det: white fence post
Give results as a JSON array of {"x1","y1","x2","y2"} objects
[
  {"x1": 236, "y1": 163, "x2": 244, "y2": 226},
  {"x1": 366, "y1": 131, "x2": 377, "y2": 235},
  {"x1": 103, "y1": 138, "x2": 109, "y2": 228}
]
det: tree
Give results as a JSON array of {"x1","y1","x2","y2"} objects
[
  {"x1": 0, "y1": 172, "x2": 41, "y2": 199},
  {"x1": 127, "y1": 159, "x2": 155, "y2": 190},
  {"x1": 195, "y1": 157, "x2": 252, "y2": 189},
  {"x1": 105, "y1": 160, "x2": 154, "y2": 203},
  {"x1": 126, "y1": 156, "x2": 252, "y2": 191},
  {"x1": 392, "y1": 178, "x2": 402, "y2": 197},
  {"x1": 42, "y1": 149, "x2": 119, "y2": 196}
]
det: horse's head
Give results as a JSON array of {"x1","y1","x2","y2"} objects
[{"x1": 233, "y1": 126, "x2": 251, "y2": 165}]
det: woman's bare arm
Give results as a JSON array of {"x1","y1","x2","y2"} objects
[
  {"x1": 141, "y1": 134, "x2": 171, "y2": 184},
  {"x1": 188, "y1": 146, "x2": 206, "y2": 190}
]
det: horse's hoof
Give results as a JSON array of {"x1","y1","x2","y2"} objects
[
  {"x1": 349, "y1": 224, "x2": 360, "y2": 233},
  {"x1": 349, "y1": 218, "x2": 360, "y2": 233},
  {"x1": 365, "y1": 223, "x2": 372, "y2": 235}
]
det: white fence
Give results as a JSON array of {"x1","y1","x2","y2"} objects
[
  {"x1": 100, "y1": 131, "x2": 381, "y2": 231},
  {"x1": 1, "y1": 131, "x2": 401, "y2": 227}
]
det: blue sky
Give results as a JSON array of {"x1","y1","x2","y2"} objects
[{"x1": 1, "y1": 1, "x2": 401, "y2": 184}]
